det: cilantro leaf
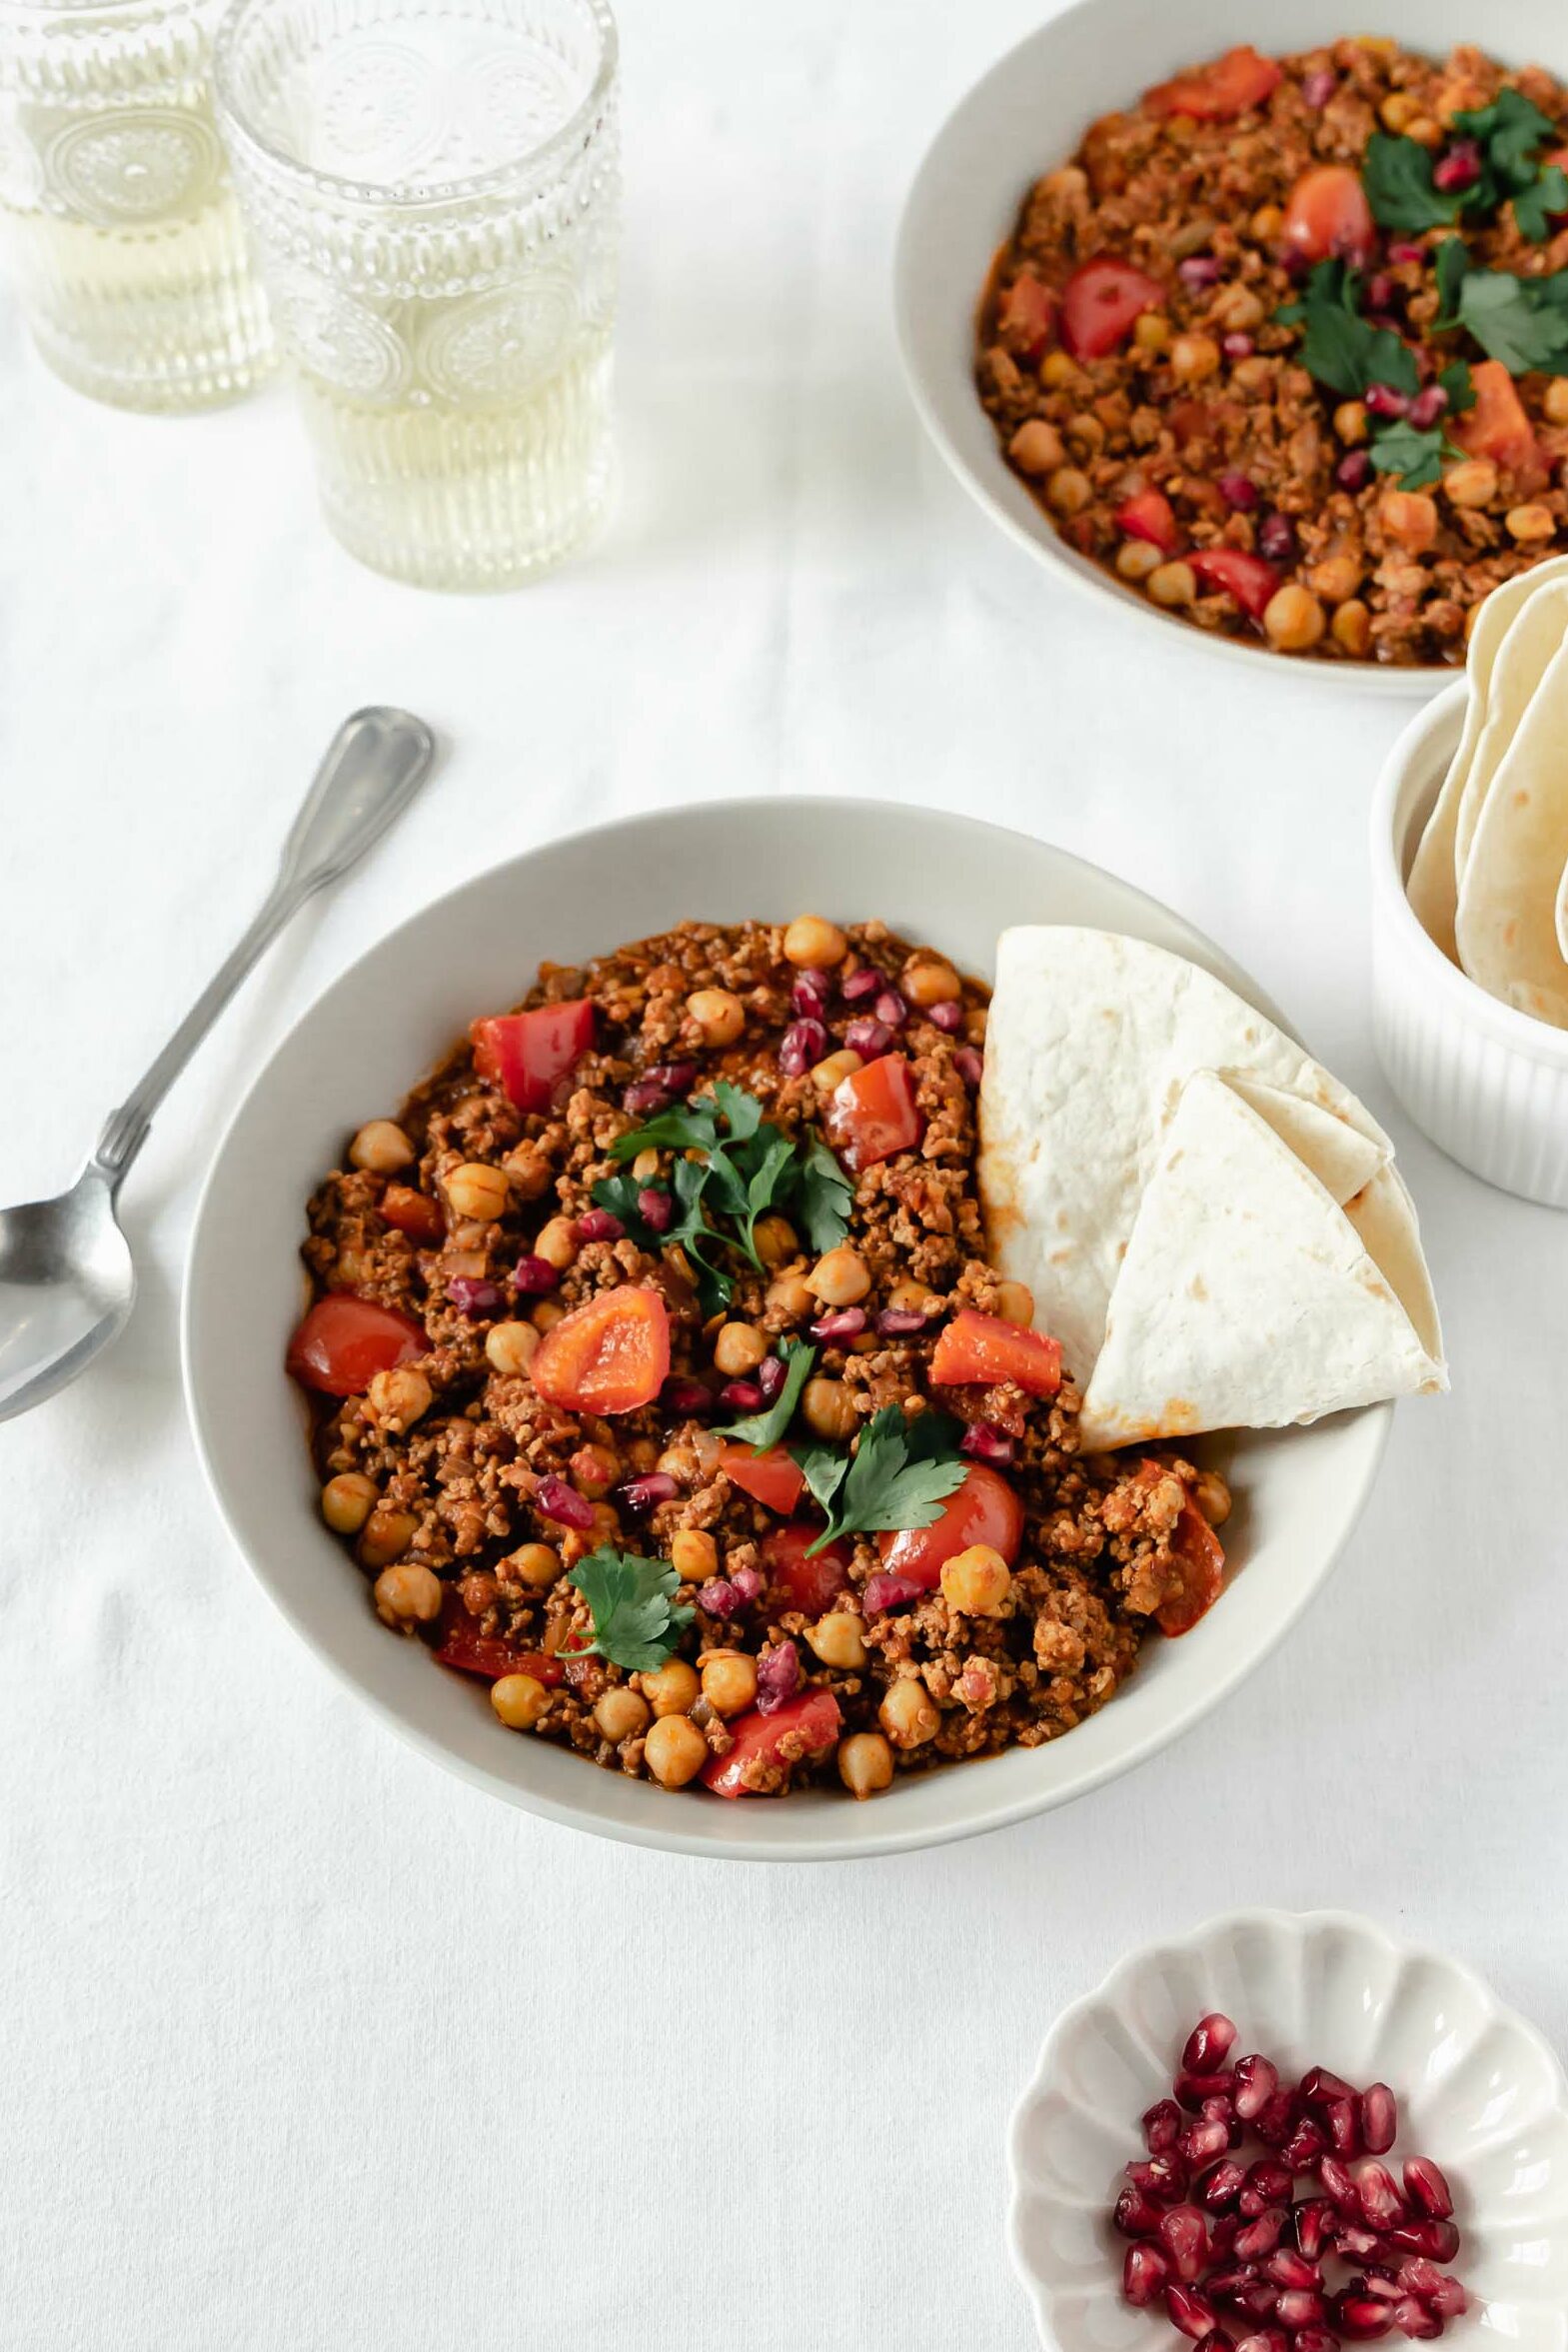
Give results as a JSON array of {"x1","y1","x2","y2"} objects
[
  {"x1": 792, "y1": 1405, "x2": 967, "y2": 1555},
  {"x1": 717, "y1": 1338, "x2": 817, "y2": 1449},
  {"x1": 1363, "y1": 132, "x2": 1462, "y2": 233},
  {"x1": 1516, "y1": 163, "x2": 1568, "y2": 243},
  {"x1": 711, "y1": 1080, "x2": 764, "y2": 1145},
  {"x1": 567, "y1": 1548, "x2": 694, "y2": 1672},
  {"x1": 791, "y1": 1136, "x2": 854, "y2": 1254},
  {"x1": 1368, "y1": 420, "x2": 1448, "y2": 490},
  {"x1": 1276, "y1": 261, "x2": 1419, "y2": 400},
  {"x1": 1456, "y1": 266, "x2": 1568, "y2": 375},
  {"x1": 1451, "y1": 89, "x2": 1562, "y2": 228},
  {"x1": 607, "y1": 1098, "x2": 722, "y2": 1161},
  {"x1": 1433, "y1": 235, "x2": 1471, "y2": 327},
  {"x1": 1439, "y1": 357, "x2": 1477, "y2": 416}
]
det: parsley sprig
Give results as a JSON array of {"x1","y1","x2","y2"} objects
[
  {"x1": 790, "y1": 1407, "x2": 967, "y2": 1556},
  {"x1": 593, "y1": 1081, "x2": 852, "y2": 1317},
  {"x1": 716, "y1": 1337, "x2": 816, "y2": 1449},
  {"x1": 566, "y1": 1548, "x2": 694, "y2": 1672},
  {"x1": 1364, "y1": 92, "x2": 1568, "y2": 242},
  {"x1": 1438, "y1": 248, "x2": 1568, "y2": 375},
  {"x1": 1277, "y1": 262, "x2": 1473, "y2": 489}
]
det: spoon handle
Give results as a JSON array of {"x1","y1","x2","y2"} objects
[{"x1": 91, "y1": 708, "x2": 437, "y2": 1187}]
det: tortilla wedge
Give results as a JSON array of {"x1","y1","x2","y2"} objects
[{"x1": 1455, "y1": 632, "x2": 1568, "y2": 1030}]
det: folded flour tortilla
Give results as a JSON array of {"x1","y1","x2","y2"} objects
[
  {"x1": 977, "y1": 928, "x2": 1391, "y2": 1386},
  {"x1": 1455, "y1": 631, "x2": 1568, "y2": 1029},
  {"x1": 1077, "y1": 1074, "x2": 1447, "y2": 1450}
]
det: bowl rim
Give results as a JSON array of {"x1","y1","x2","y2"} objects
[
  {"x1": 1005, "y1": 1903, "x2": 1568, "y2": 2345},
  {"x1": 891, "y1": 0, "x2": 1465, "y2": 698},
  {"x1": 182, "y1": 793, "x2": 1392, "y2": 1863},
  {"x1": 1371, "y1": 676, "x2": 1568, "y2": 1072}
]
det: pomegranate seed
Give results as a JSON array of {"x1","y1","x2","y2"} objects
[
  {"x1": 837, "y1": 965, "x2": 880, "y2": 1004},
  {"x1": 623, "y1": 1078, "x2": 672, "y2": 1117},
  {"x1": 1408, "y1": 384, "x2": 1448, "y2": 430},
  {"x1": 862, "y1": 1570, "x2": 921, "y2": 1615},
  {"x1": 1235, "y1": 2210, "x2": 1288, "y2": 2261},
  {"x1": 1384, "y1": 2219, "x2": 1459, "y2": 2263},
  {"x1": 1178, "y1": 254, "x2": 1222, "y2": 289},
  {"x1": 1157, "y1": 2204, "x2": 1209, "y2": 2283},
  {"x1": 1275, "y1": 2291, "x2": 1327, "y2": 2328},
  {"x1": 1234, "y1": 2332, "x2": 1289, "y2": 2352},
  {"x1": 1224, "y1": 332, "x2": 1255, "y2": 359},
  {"x1": 1301, "y1": 67, "x2": 1337, "y2": 105},
  {"x1": 809, "y1": 1307, "x2": 866, "y2": 1343},
  {"x1": 959, "y1": 1420, "x2": 1014, "y2": 1464},
  {"x1": 1208, "y1": 2213, "x2": 1238, "y2": 2263},
  {"x1": 636, "y1": 1184, "x2": 673, "y2": 1232},
  {"x1": 535, "y1": 1475, "x2": 594, "y2": 1530},
  {"x1": 1401, "y1": 2158, "x2": 1453, "y2": 2220},
  {"x1": 1293, "y1": 2200, "x2": 1333, "y2": 2260},
  {"x1": 1355, "y1": 2161, "x2": 1408, "y2": 2229},
  {"x1": 877, "y1": 1306, "x2": 932, "y2": 1337},
  {"x1": 1335, "y1": 2290, "x2": 1395, "y2": 2341},
  {"x1": 953, "y1": 1047, "x2": 984, "y2": 1090},
  {"x1": 513, "y1": 1253, "x2": 558, "y2": 1294},
  {"x1": 1166, "y1": 2285, "x2": 1220, "y2": 2340},
  {"x1": 1326, "y1": 2096, "x2": 1364, "y2": 2157},
  {"x1": 719, "y1": 1378, "x2": 764, "y2": 1411},
  {"x1": 1299, "y1": 2067, "x2": 1357, "y2": 2110},
  {"x1": 1365, "y1": 271, "x2": 1395, "y2": 312},
  {"x1": 1234, "y1": 2280, "x2": 1283, "y2": 2322},
  {"x1": 1198, "y1": 2160, "x2": 1247, "y2": 2212},
  {"x1": 1388, "y1": 240, "x2": 1425, "y2": 264},
  {"x1": 1281, "y1": 2120, "x2": 1328, "y2": 2173},
  {"x1": 1359, "y1": 2085, "x2": 1398, "y2": 2155},
  {"x1": 1432, "y1": 139, "x2": 1481, "y2": 193},
  {"x1": 1319, "y1": 2155, "x2": 1362, "y2": 2216},
  {"x1": 1241, "y1": 2161, "x2": 1294, "y2": 2217},
  {"x1": 575, "y1": 1208, "x2": 623, "y2": 1241},
  {"x1": 790, "y1": 969, "x2": 833, "y2": 1020},
  {"x1": 1424, "y1": 2274, "x2": 1466, "y2": 2321},
  {"x1": 1292, "y1": 2332, "x2": 1339, "y2": 2352},
  {"x1": 1114, "y1": 2183, "x2": 1163, "y2": 2239},
  {"x1": 1337, "y1": 449, "x2": 1373, "y2": 492},
  {"x1": 1257, "y1": 514, "x2": 1298, "y2": 564},
  {"x1": 780, "y1": 1018, "x2": 829, "y2": 1077},
  {"x1": 616, "y1": 1471, "x2": 678, "y2": 1511},
  {"x1": 1233, "y1": 2055, "x2": 1280, "y2": 2121},
  {"x1": 1393, "y1": 2258, "x2": 1443, "y2": 2301},
  {"x1": 843, "y1": 1016, "x2": 891, "y2": 1060},
  {"x1": 928, "y1": 998, "x2": 964, "y2": 1033},
  {"x1": 649, "y1": 1061, "x2": 698, "y2": 1096},
  {"x1": 447, "y1": 1275, "x2": 503, "y2": 1318},
  {"x1": 1391, "y1": 2298, "x2": 1440, "y2": 2340},
  {"x1": 1265, "y1": 2251, "x2": 1323, "y2": 2292},
  {"x1": 1179, "y1": 2120, "x2": 1231, "y2": 2169},
  {"x1": 1202, "y1": 2265, "x2": 1253, "y2": 2306},
  {"x1": 1175, "y1": 2070, "x2": 1233, "y2": 2114},
  {"x1": 661, "y1": 1375, "x2": 715, "y2": 1416},
  {"x1": 1253, "y1": 2091, "x2": 1299, "y2": 2148},
  {"x1": 755, "y1": 1639, "x2": 800, "y2": 1713},
  {"x1": 1360, "y1": 2269, "x2": 1403, "y2": 2303},
  {"x1": 1202, "y1": 2091, "x2": 1239, "y2": 2133},
  {"x1": 873, "y1": 988, "x2": 908, "y2": 1030},
  {"x1": 1364, "y1": 382, "x2": 1410, "y2": 421},
  {"x1": 755, "y1": 1353, "x2": 786, "y2": 1402},
  {"x1": 1333, "y1": 2223, "x2": 1382, "y2": 2261},
  {"x1": 1122, "y1": 2242, "x2": 1169, "y2": 2305}
]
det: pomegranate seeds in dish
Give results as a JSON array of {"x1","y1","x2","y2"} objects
[{"x1": 1114, "y1": 2014, "x2": 1470, "y2": 2342}]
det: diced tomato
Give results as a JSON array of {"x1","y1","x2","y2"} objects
[
  {"x1": 878, "y1": 1463, "x2": 1024, "y2": 1591},
  {"x1": 1156, "y1": 1502, "x2": 1226, "y2": 1637},
  {"x1": 529, "y1": 1285, "x2": 670, "y2": 1415},
  {"x1": 721, "y1": 1444, "x2": 805, "y2": 1516},
  {"x1": 1282, "y1": 165, "x2": 1375, "y2": 265},
  {"x1": 1188, "y1": 547, "x2": 1279, "y2": 622},
  {"x1": 701, "y1": 1688, "x2": 842, "y2": 1798},
  {"x1": 929, "y1": 1306, "x2": 1063, "y2": 1400},
  {"x1": 1450, "y1": 359, "x2": 1541, "y2": 476},
  {"x1": 1145, "y1": 45, "x2": 1282, "y2": 121},
  {"x1": 285, "y1": 1294, "x2": 426, "y2": 1397},
  {"x1": 1114, "y1": 488, "x2": 1181, "y2": 555},
  {"x1": 432, "y1": 1593, "x2": 566, "y2": 1684},
  {"x1": 381, "y1": 1183, "x2": 445, "y2": 1245},
  {"x1": 1060, "y1": 256, "x2": 1166, "y2": 360},
  {"x1": 763, "y1": 1522, "x2": 853, "y2": 1614},
  {"x1": 470, "y1": 1001, "x2": 595, "y2": 1115},
  {"x1": 996, "y1": 267, "x2": 1055, "y2": 359},
  {"x1": 822, "y1": 1054, "x2": 924, "y2": 1175}
]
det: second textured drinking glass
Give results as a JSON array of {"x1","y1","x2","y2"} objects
[{"x1": 215, "y1": 0, "x2": 618, "y2": 589}]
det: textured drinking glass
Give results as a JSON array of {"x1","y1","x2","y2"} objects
[
  {"x1": 0, "y1": 0, "x2": 273, "y2": 410},
  {"x1": 214, "y1": 0, "x2": 619, "y2": 589}
]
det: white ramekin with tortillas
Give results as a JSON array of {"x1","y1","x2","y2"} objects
[
  {"x1": 976, "y1": 927, "x2": 1447, "y2": 1448},
  {"x1": 1373, "y1": 564, "x2": 1568, "y2": 1209}
]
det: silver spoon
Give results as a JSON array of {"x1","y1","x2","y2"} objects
[{"x1": 0, "y1": 707, "x2": 437, "y2": 1423}]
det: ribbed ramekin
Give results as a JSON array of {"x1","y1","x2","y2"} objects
[{"x1": 1371, "y1": 681, "x2": 1568, "y2": 1211}]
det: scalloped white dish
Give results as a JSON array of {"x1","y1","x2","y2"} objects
[{"x1": 1008, "y1": 1909, "x2": 1568, "y2": 2351}]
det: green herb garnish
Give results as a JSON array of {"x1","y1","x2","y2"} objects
[
  {"x1": 1363, "y1": 132, "x2": 1462, "y2": 235},
  {"x1": 1365, "y1": 361, "x2": 1476, "y2": 491},
  {"x1": 790, "y1": 1406, "x2": 967, "y2": 1556},
  {"x1": 1452, "y1": 263, "x2": 1568, "y2": 375},
  {"x1": 1277, "y1": 260, "x2": 1419, "y2": 401},
  {"x1": 566, "y1": 1548, "x2": 695, "y2": 1672},
  {"x1": 716, "y1": 1337, "x2": 817, "y2": 1449},
  {"x1": 1364, "y1": 95, "x2": 1568, "y2": 242}
]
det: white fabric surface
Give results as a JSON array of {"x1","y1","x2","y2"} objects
[{"x1": 3, "y1": 3, "x2": 1566, "y2": 2345}]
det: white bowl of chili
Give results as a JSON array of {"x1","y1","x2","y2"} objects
[
  {"x1": 894, "y1": 0, "x2": 1568, "y2": 689},
  {"x1": 183, "y1": 799, "x2": 1391, "y2": 1860}
]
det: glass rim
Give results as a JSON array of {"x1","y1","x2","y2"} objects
[{"x1": 212, "y1": 0, "x2": 618, "y2": 213}]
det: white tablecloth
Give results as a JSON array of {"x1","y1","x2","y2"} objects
[{"x1": 3, "y1": 3, "x2": 1566, "y2": 2344}]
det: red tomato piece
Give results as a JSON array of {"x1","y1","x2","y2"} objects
[
  {"x1": 701, "y1": 1688, "x2": 842, "y2": 1798},
  {"x1": 381, "y1": 1183, "x2": 445, "y2": 1245},
  {"x1": 878, "y1": 1463, "x2": 1024, "y2": 1591},
  {"x1": 822, "y1": 1054, "x2": 924, "y2": 1174},
  {"x1": 929, "y1": 1307, "x2": 1063, "y2": 1399},
  {"x1": 1450, "y1": 359, "x2": 1540, "y2": 475},
  {"x1": 1156, "y1": 1502, "x2": 1226, "y2": 1637},
  {"x1": 432, "y1": 1594, "x2": 566, "y2": 1684},
  {"x1": 1281, "y1": 165, "x2": 1375, "y2": 265},
  {"x1": 996, "y1": 267, "x2": 1055, "y2": 358},
  {"x1": 1060, "y1": 257, "x2": 1166, "y2": 360},
  {"x1": 763, "y1": 1522, "x2": 853, "y2": 1614},
  {"x1": 285, "y1": 1294, "x2": 426, "y2": 1397},
  {"x1": 1145, "y1": 45, "x2": 1282, "y2": 121},
  {"x1": 1114, "y1": 489, "x2": 1181, "y2": 555},
  {"x1": 1188, "y1": 547, "x2": 1279, "y2": 622},
  {"x1": 721, "y1": 1444, "x2": 806, "y2": 1516},
  {"x1": 529, "y1": 1285, "x2": 670, "y2": 1415},
  {"x1": 470, "y1": 1001, "x2": 595, "y2": 1114}
]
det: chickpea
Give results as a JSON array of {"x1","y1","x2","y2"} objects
[
  {"x1": 1115, "y1": 539, "x2": 1163, "y2": 583},
  {"x1": 714, "y1": 1321, "x2": 769, "y2": 1377},
  {"x1": 1379, "y1": 89, "x2": 1421, "y2": 132},
  {"x1": 1442, "y1": 458, "x2": 1498, "y2": 510},
  {"x1": 806, "y1": 1246, "x2": 870, "y2": 1306},
  {"x1": 783, "y1": 915, "x2": 847, "y2": 968},
  {"x1": 838, "y1": 1731, "x2": 894, "y2": 1801},
  {"x1": 1404, "y1": 116, "x2": 1440, "y2": 149},
  {"x1": 349, "y1": 1120, "x2": 414, "y2": 1175},
  {"x1": 589, "y1": 1503, "x2": 621, "y2": 1544},
  {"x1": 1045, "y1": 465, "x2": 1092, "y2": 516},
  {"x1": 1379, "y1": 490, "x2": 1438, "y2": 555},
  {"x1": 596, "y1": 1686, "x2": 651, "y2": 1743},
  {"x1": 1193, "y1": 1468, "x2": 1232, "y2": 1527},
  {"x1": 1007, "y1": 418, "x2": 1065, "y2": 476},
  {"x1": 672, "y1": 1529, "x2": 718, "y2": 1583},
  {"x1": 902, "y1": 957, "x2": 961, "y2": 1009},
  {"x1": 940, "y1": 1543, "x2": 1012, "y2": 1617},
  {"x1": 632, "y1": 1147, "x2": 661, "y2": 1181},
  {"x1": 373, "y1": 1561, "x2": 443, "y2": 1626},
  {"x1": 1147, "y1": 560, "x2": 1197, "y2": 608},
  {"x1": 753, "y1": 1213, "x2": 798, "y2": 1267},
  {"x1": 535, "y1": 1215, "x2": 579, "y2": 1271},
  {"x1": 1544, "y1": 377, "x2": 1568, "y2": 428},
  {"x1": 806, "y1": 1611, "x2": 867, "y2": 1670},
  {"x1": 644, "y1": 1714, "x2": 709, "y2": 1788},
  {"x1": 1332, "y1": 598, "x2": 1372, "y2": 657},
  {"x1": 367, "y1": 1366, "x2": 433, "y2": 1431},
  {"x1": 810, "y1": 1049, "x2": 863, "y2": 1091},
  {"x1": 1213, "y1": 285, "x2": 1264, "y2": 334},
  {"x1": 1262, "y1": 584, "x2": 1327, "y2": 653},
  {"x1": 1506, "y1": 503, "x2": 1556, "y2": 543},
  {"x1": 1333, "y1": 400, "x2": 1368, "y2": 447},
  {"x1": 502, "y1": 1141, "x2": 554, "y2": 1200},
  {"x1": 879, "y1": 1677, "x2": 940, "y2": 1750},
  {"x1": 802, "y1": 1376, "x2": 857, "y2": 1442},
  {"x1": 321, "y1": 1471, "x2": 378, "y2": 1535},
  {"x1": 642, "y1": 1658, "x2": 700, "y2": 1717},
  {"x1": 1250, "y1": 203, "x2": 1284, "y2": 241},
  {"x1": 570, "y1": 1443, "x2": 619, "y2": 1496},
  {"x1": 702, "y1": 1650, "x2": 759, "y2": 1716},
  {"x1": 491, "y1": 1673, "x2": 549, "y2": 1730},
  {"x1": 444, "y1": 1161, "x2": 510, "y2": 1222},
  {"x1": 1040, "y1": 349, "x2": 1083, "y2": 387},
  {"x1": 1231, "y1": 356, "x2": 1273, "y2": 395},
  {"x1": 505, "y1": 1542, "x2": 563, "y2": 1589},
  {"x1": 533, "y1": 1298, "x2": 567, "y2": 1333},
  {"x1": 1169, "y1": 333, "x2": 1220, "y2": 386},
  {"x1": 963, "y1": 1004, "x2": 987, "y2": 1043},
  {"x1": 766, "y1": 1271, "x2": 815, "y2": 1321},
  {"x1": 887, "y1": 1277, "x2": 940, "y2": 1317},
  {"x1": 359, "y1": 1506, "x2": 418, "y2": 1569},
  {"x1": 994, "y1": 1280, "x2": 1034, "y2": 1328},
  {"x1": 1131, "y1": 312, "x2": 1171, "y2": 354},
  {"x1": 1308, "y1": 555, "x2": 1363, "y2": 606},
  {"x1": 1065, "y1": 413, "x2": 1105, "y2": 458},
  {"x1": 486, "y1": 1319, "x2": 540, "y2": 1376},
  {"x1": 687, "y1": 987, "x2": 746, "y2": 1047}
]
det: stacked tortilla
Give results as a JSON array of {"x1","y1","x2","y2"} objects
[{"x1": 977, "y1": 930, "x2": 1447, "y2": 1450}]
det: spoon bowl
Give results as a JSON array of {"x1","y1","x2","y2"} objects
[{"x1": 0, "y1": 1170, "x2": 135, "y2": 1420}]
